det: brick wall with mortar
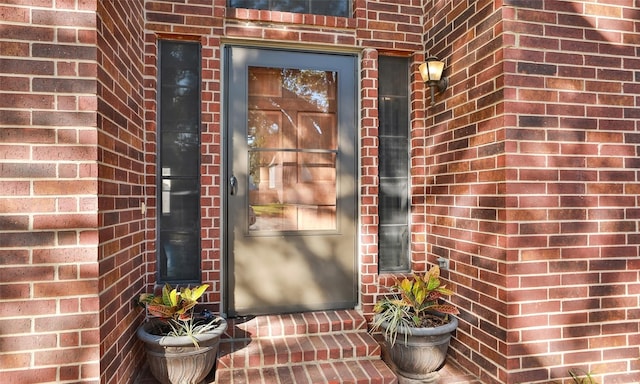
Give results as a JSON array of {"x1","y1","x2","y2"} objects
[
  {"x1": 0, "y1": 1, "x2": 101, "y2": 383},
  {"x1": 424, "y1": 1, "x2": 640, "y2": 383},
  {"x1": 96, "y1": 1, "x2": 147, "y2": 383},
  {"x1": 2, "y1": 0, "x2": 639, "y2": 383},
  {"x1": 421, "y1": 1, "x2": 509, "y2": 381},
  {"x1": 0, "y1": 1, "x2": 148, "y2": 383}
]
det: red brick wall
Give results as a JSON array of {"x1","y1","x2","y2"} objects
[
  {"x1": 504, "y1": 2, "x2": 640, "y2": 382},
  {"x1": 142, "y1": 0, "x2": 227, "y2": 308},
  {"x1": 422, "y1": 1, "x2": 508, "y2": 381},
  {"x1": 425, "y1": 1, "x2": 640, "y2": 383},
  {"x1": 0, "y1": 1, "x2": 101, "y2": 383},
  {"x1": 3, "y1": 1, "x2": 638, "y2": 383},
  {"x1": 96, "y1": 1, "x2": 146, "y2": 383}
]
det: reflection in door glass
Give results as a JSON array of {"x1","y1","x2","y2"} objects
[{"x1": 247, "y1": 67, "x2": 338, "y2": 231}]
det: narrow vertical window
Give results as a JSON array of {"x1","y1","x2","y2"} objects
[
  {"x1": 157, "y1": 40, "x2": 201, "y2": 283},
  {"x1": 378, "y1": 56, "x2": 410, "y2": 272}
]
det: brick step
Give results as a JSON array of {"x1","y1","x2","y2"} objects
[
  {"x1": 215, "y1": 310, "x2": 397, "y2": 384},
  {"x1": 215, "y1": 359, "x2": 397, "y2": 384},
  {"x1": 222, "y1": 309, "x2": 367, "y2": 340},
  {"x1": 217, "y1": 332, "x2": 382, "y2": 369}
]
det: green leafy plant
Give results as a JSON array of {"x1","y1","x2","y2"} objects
[
  {"x1": 568, "y1": 369, "x2": 598, "y2": 384},
  {"x1": 138, "y1": 283, "x2": 222, "y2": 347},
  {"x1": 371, "y1": 265, "x2": 459, "y2": 346}
]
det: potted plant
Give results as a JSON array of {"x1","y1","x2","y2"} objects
[
  {"x1": 371, "y1": 265, "x2": 459, "y2": 383},
  {"x1": 137, "y1": 283, "x2": 227, "y2": 384},
  {"x1": 568, "y1": 369, "x2": 599, "y2": 384}
]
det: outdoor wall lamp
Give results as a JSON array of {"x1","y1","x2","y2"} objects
[{"x1": 419, "y1": 56, "x2": 448, "y2": 106}]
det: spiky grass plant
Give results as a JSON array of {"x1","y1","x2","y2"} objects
[
  {"x1": 569, "y1": 369, "x2": 598, "y2": 384},
  {"x1": 371, "y1": 265, "x2": 459, "y2": 346}
]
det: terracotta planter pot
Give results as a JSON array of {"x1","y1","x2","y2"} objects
[
  {"x1": 381, "y1": 316, "x2": 458, "y2": 383},
  {"x1": 136, "y1": 318, "x2": 228, "y2": 384}
]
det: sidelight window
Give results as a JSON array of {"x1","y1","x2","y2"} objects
[
  {"x1": 378, "y1": 56, "x2": 410, "y2": 272},
  {"x1": 157, "y1": 40, "x2": 202, "y2": 283}
]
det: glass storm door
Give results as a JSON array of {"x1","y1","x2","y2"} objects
[{"x1": 225, "y1": 46, "x2": 358, "y2": 316}]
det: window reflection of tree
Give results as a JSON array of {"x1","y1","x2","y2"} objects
[
  {"x1": 282, "y1": 69, "x2": 333, "y2": 113},
  {"x1": 162, "y1": 43, "x2": 200, "y2": 177},
  {"x1": 174, "y1": 70, "x2": 197, "y2": 100},
  {"x1": 227, "y1": 0, "x2": 350, "y2": 17},
  {"x1": 248, "y1": 68, "x2": 334, "y2": 188},
  {"x1": 248, "y1": 120, "x2": 268, "y2": 187}
]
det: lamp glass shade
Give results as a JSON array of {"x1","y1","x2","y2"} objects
[{"x1": 419, "y1": 60, "x2": 444, "y2": 82}]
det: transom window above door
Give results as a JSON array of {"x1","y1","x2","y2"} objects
[{"x1": 228, "y1": 0, "x2": 351, "y2": 18}]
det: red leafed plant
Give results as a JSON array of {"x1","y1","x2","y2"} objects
[
  {"x1": 138, "y1": 283, "x2": 222, "y2": 346},
  {"x1": 372, "y1": 265, "x2": 459, "y2": 346},
  {"x1": 140, "y1": 283, "x2": 206, "y2": 320}
]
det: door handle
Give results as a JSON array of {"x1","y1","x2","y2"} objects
[{"x1": 229, "y1": 175, "x2": 238, "y2": 195}]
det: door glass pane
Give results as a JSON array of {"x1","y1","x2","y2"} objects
[{"x1": 247, "y1": 67, "x2": 337, "y2": 231}]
